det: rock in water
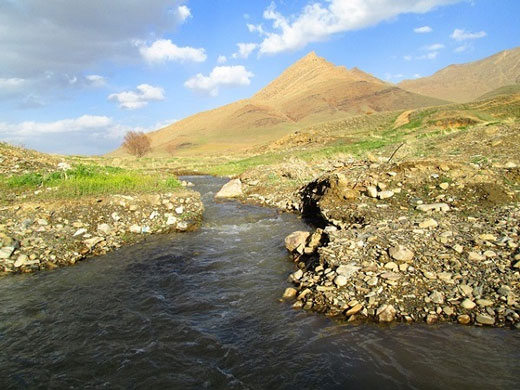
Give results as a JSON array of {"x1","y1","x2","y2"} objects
[
  {"x1": 282, "y1": 288, "x2": 298, "y2": 299},
  {"x1": 377, "y1": 304, "x2": 397, "y2": 322},
  {"x1": 215, "y1": 179, "x2": 243, "y2": 198},
  {"x1": 284, "y1": 231, "x2": 310, "y2": 253}
]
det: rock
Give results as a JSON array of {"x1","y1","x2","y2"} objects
[
  {"x1": 166, "y1": 215, "x2": 177, "y2": 225},
  {"x1": 129, "y1": 225, "x2": 142, "y2": 234},
  {"x1": 377, "y1": 304, "x2": 397, "y2": 322},
  {"x1": 14, "y1": 254, "x2": 29, "y2": 267},
  {"x1": 459, "y1": 284, "x2": 473, "y2": 297},
  {"x1": 0, "y1": 246, "x2": 15, "y2": 259},
  {"x1": 381, "y1": 272, "x2": 401, "y2": 281},
  {"x1": 284, "y1": 231, "x2": 310, "y2": 254},
  {"x1": 83, "y1": 237, "x2": 104, "y2": 250},
  {"x1": 461, "y1": 298, "x2": 476, "y2": 310},
  {"x1": 291, "y1": 269, "x2": 303, "y2": 281},
  {"x1": 476, "y1": 314, "x2": 495, "y2": 325},
  {"x1": 443, "y1": 306, "x2": 454, "y2": 316},
  {"x1": 505, "y1": 162, "x2": 517, "y2": 169},
  {"x1": 388, "y1": 245, "x2": 414, "y2": 262},
  {"x1": 215, "y1": 179, "x2": 243, "y2": 198},
  {"x1": 458, "y1": 314, "x2": 471, "y2": 325},
  {"x1": 437, "y1": 272, "x2": 453, "y2": 283},
  {"x1": 336, "y1": 264, "x2": 360, "y2": 279},
  {"x1": 97, "y1": 223, "x2": 112, "y2": 235},
  {"x1": 367, "y1": 186, "x2": 378, "y2": 198},
  {"x1": 476, "y1": 299, "x2": 493, "y2": 307},
  {"x1": 419, "y1": 218, "x2": 438, "y2": 229},
  {"x1": 176, "y1": 222, "x2": 188, "y2": 231},
  {"x1": 73, "y1": 228, "x2": 87, "y2": 237},
  {"x1": 36, "y1": 219, "x2": 48, "y2": 226},
  {"x1": 426, "y1": 314, "x2": 438, "y2": 324},
  {"x1": 452, "y1": 244, "x2": 464, "y2": 254},
  {"x1": 439, "y1": 182, "x2": 449, "y2": 190},
  {"x1": 497, "y1": 286, "x2": 512, "y2": 296},
  {"x1": 305, "y1": 229, "x2": 324, "y2": 253},
  {"x1": 479, "y1": 234, "x2": 497, "y2": 241},
  {"x1": 57, "y1": 162, "x2": 71, "y2": 170},
  {"x1": 430, "y1": 291, "x2": 444, "y2": 304},
  {"x1": 384, "y1": 261, "x2": 398, "y2": 271},
  {"x1": 483, "y1": 250, "x2": 496, "y2": 258},
  {"x1": 175, "y1": 206, "x2": 184, "y2": 215},
  {"x1": 416, "y1": 203, "x2": 450, "y2": 212},
  {"x1": 334, "y1": 275, "x2": 348, "y2": 287},
  {"x1": 111, "y1": 212, "x2": 121, "y2": 221},
  {"x1": 282, "y1": 287, "x2": 298, "y2": 299},
  {"x1": 346, "y1": 304, "x2": 363, "y2": 316},
  {"x1": 468, "y1": 252, "x2": 485, "y2": 261},
  {"x1": 378, "y1": 190, "x2": 394, "y2": 200}
]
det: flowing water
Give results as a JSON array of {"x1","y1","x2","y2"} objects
[{"x1": 0, "y1": 176, "x2": 518, "y2": 389}]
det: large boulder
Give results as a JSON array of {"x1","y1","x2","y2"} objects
[
  {"x1": 215, "y1": 179, "x2": 243, "y2": 198},
  {"x1": 285, "y1": 231, "x2": 310, "y2": 254}
]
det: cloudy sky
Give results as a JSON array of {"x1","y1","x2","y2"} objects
[{"x1": 0, "y1": 0, "x2": 518, "y2": 155}]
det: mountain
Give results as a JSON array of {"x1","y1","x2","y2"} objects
[
  {"x1": 112, "y1": 52, "x2": 446, "y2": 156},
  {"x1": 399, "y1": 47, "x2": 520, "y2": 103}
]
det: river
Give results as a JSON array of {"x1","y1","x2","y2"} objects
[{"x1": 0, "y1": 176, "x2": 518, "y2": 389}]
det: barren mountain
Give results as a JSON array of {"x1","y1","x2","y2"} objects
[
  {"x1": 112, "y1": 52, "x2": 445, "y2": 156},
  {"x1": 399, "y1": 47, "x2": 520, "y2": 103}
]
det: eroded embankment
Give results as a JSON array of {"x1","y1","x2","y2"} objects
[{"x1": 229, "y1": 158, "x2": 520, "y2": 328}]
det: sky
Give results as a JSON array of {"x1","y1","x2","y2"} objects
[{"x1": 0, "y1": 0, "x2": 519, "y2": 155}]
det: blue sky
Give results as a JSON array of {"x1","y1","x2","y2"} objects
[{"x1": 0, "y1": 0, "x2": 519, "y2": 155}]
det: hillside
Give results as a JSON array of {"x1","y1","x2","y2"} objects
[
  {"x1": 399, "y1": 47, "x2": 520, "y2": 103},
  {"x1": 112, "y1": 52, "x2": 446, "y2": 157}
]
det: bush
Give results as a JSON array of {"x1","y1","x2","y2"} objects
[{"x1": 122, "y1": 131, "x2": 152, "y2": 157}]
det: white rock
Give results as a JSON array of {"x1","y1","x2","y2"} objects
[
  {"x1": 336, "y1": 264, "x2": 360, "y2": 279},
  {"x1": 83, "y1": 237, "x2": 104, "y2": 250},
  {"x1": 175, "y1": 206, "x2": 184, "y2": 215},
  {"x1": 461, "y1": 298, "x2": 476, "y2": 310},
  {"x1": 377, "y1": 304, "x2": 397, "y2": 322},
  {"x1": 388, "y1": 245, "x2": 414, "y2": 262},
  {"x1": 149, "y1": 211, "x2": 159, "y2": 220},
  {"x1": 215, "y1": 179, "x2": 243, "y2": 198},
  {"x1": 73, "y1": 228, "x2": 87, "y2": 237},
  {"x1": 111, "y1": 212, "x2": 121, "y2": 222},
  {"x1": 129, "y1": 225, "x2": 142, "y2": 234},
  {"x1": 37, "y1": 219, "x2": 48, "y2": 226},
  {"x1": 0, "y1": 247, "x2": 15, "y2": 259},
  {"x1": 97, "y1": 223, "x2": 112, "y2": 235},
  {"x1": 439, "y1": 182, "x2": 449, "y2": 190},
  {"x1": 416, "y1": 203, "x2": 450, "y2": 212},
  {"x1": 57, "y1": 162, "x2": 71, "y2": 170},
  {"x1": 14, "y1": 254, "x2": 29, "y2": 267},
  {"x1": 334, "y1": 275, "x2": 348, "y2": 287},
  {"x1": 366, "y1": 186, "x2": 378, "y2": 198},
  {"x1": 378, "y1": 190, "x2": 394, "y2": 199},
  {"x1": 166, "y1": 215, "x2": 177, "y2": 225},
  {"x1": 468, "y1": 252, "x2": 485, "y2": 261},
  {"x1": 284, "y1": 231, "x2": 310, "y2": 253},
  {"x1": 419, "y1": 218, "x2": 438, "y2": 229}
]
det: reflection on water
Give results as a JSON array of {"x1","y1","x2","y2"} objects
[{"x1": 0, "y1": 176, "x2": 518, "y2": 389}]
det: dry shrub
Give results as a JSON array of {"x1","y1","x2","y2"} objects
[{"x1": 122, "y1": 131, "x2": 151, "y2": 157}]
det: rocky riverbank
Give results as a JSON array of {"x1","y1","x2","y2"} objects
[
  {"x1": 0, "y1": 191, "x2": 204, "y2": 275},
  {"x1": 221, "y1": 156, "x2": 520, "y2": 328}
]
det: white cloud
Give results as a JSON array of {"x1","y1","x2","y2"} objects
[
  {"x1": 256, "y1": 0, "x2": 461, "y2": 54},
  {"x1": 454, "y1": 44, "x2": 471, "y2": 52},
  {"x1": 414, "y1": 25, "x2": 433, "y2": 33},
  {"x1": 184, "y1": 66, "x2": 254, "y2": 96},
  {"x1": 0, "y1": 115, "x2": 112, "y2": 137},
  {"x1": 231, "y1": 43, "x2": 258, "y2": 59},
  {"x1": 0, "y1": 78, "x2": 26, "y2": 88},
  {"x1": 85, "y1": 75, "x2": 107, "y2": 87},
  {"x1": 139, "y1": 39, "x2": 207, "y2": 64},
  {"x1": 417, "y1": 51, "x2": 439, "y2": 60},
  {"x1": 109, "y1": 84, "x2": 165, "y2": 109},
  {"x1": 217, "y1": 55, "x2": 227, "y2": 64},
  {"x1": 176, "y1": 5, "x2": 191, "y2": 22},
  {"x1": 247, "y1": 23, "x2": 266, "y2": 35},
  {"x1": 450, "y1": 28, "x2": 487, "y2": 41},
  {"x1": 424, "y1": 43, "x2": 445, "y2": 51}
]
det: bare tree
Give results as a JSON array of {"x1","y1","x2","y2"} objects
[{"x1": 122, "y1": 131, "x2": 151, "y2": 157}]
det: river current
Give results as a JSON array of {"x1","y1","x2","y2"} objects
[{"x1": 0, "y1": 176, "x2": 518, "y2": 389}]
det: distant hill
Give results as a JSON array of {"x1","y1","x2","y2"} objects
[
  {"x1": 111, "y1": 52, "x2": 446, "y2": 156},
  {"x1": 475, "y1": 84, "x2": 520, "y2": 101},
  {"x1": 399, "y1": 47, "x2": 520, "y2": 103}
]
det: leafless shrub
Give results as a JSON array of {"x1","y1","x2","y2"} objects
[{"x1": 122, "y1": 131, "x2": 151, "y2": 157}]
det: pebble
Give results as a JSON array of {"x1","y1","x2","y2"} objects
[
  {"x1": 334, "y1": 275, "x2": 348, "y2": 287},
  {"x1": 129, "y1": 225, "x2": 142, "y2": 234},
  {"x1": 419, "y1": 218, "x2": 438, "y2": 229},
  {"x1": 461, "y1": 299, "x2": 476, "y2": 310},
  {"x1": 476, "y1": 314, "x2": 495, "y2": 325},
  {"x1": 388, "y1": 245, "x2": 414, "y2": 262},
  {"x1": 346, "y1": 304, "x2": 363, "y2": 316},
  {"x1": 175, "y1": 206, "x2": 184, "y2": 215},
  {"x1": 378, "y1": 191, "x2": 394, "y2": 200},
  {"x1": 476, "y1": 299, "x2": 493, "y2": 307},
  {"x1": 377, "y1": 304, "x2": 396, "y2": 322},
  {"x1": 416, "y1": 203, "x2": 450, "y2": 212},
  {"x1": 439, "y1": 183, "x2": 449, "y2": 190},
  {"x1": 367, "y1": 186, "x2": 378, "y2": 198},
  {"x1": 97, "y1": 223, "x2": 112, "y2": 235},
  {"x1": 468, "y1": 252, "x2": 485, "y2": 261},
  {"x1": 458, "y1": 314, "x2": 471, "y2": 325},
  {"x1": 0, "y1": 247, "x2": 15, "y2": 259},
  {"x1": 14, "y1": 254, "x2": 29, "y2": 268},
  {"x1": 282, "y1": 288, "x2": 298, "y2": 299},
  {"x1": 430, "y1": 291, "x2": 444, "y2": 304}
]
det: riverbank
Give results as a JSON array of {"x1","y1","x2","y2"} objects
[
  {"x1": 0, "y1": 143, "x2": 204, "y2": 274},
  {"x1": 227, "y1": 153, "x2": 520, "y2": 328}
]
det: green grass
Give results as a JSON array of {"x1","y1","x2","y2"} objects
[{"x1": 1, "y1": 164, "x2": 182, "y2": 199}]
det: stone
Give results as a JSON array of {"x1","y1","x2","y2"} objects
[
  {"x1": 0, "y1": 246, "x2": 15, "y2": 259},
  {"x1": 284, "y1": 231, "x2": 310, "y2": 254},
  {"x1": 215, "y1": 179, "x2": 243, "y2": 198},
  {"x1": 377, "y1": 304, "x2": 397, "y2": 322},
  {"x1": 282, "y1": 288, "x2": 298, "y2": 299},
  {"x1": 458, "y1": 314, "x2": 471, "y2": 325},
  {"x1": 367, "y1": 186, "x2": 378, "y2": 198},
  {"x1": 461, "y1": 298, "x2": 476, "y2": 310},
  {"x1": 426, "y1": 314, "x2": 438, "y2": 324},
  {"x1": 419, "y1": 218, "x2": 438, "y2": 229},
  {"x1": 36, "y1": 219, "x2": 48, "y2": 226},
  {"x1": 14, "y1": 254, "x2": 29, "y2": 268},
  {"x1": 166, "y1": 215, "x2": 177, "y2": 225},
  {"x1": 57, "y1": 162, "x2": 71, "y2": 170},
  {"x1": 479, "y1": 234, "x2": 497, "y2": 241},
  {"x1": 459, "y1": 284, "x2": 473, "y2": 297},
  {"x1": 97, "y1": 223, "x2": 112, "y2": 235},
  {"x1": 476, "y1": 299, "x2": 493, "y2": 307},
  {"x1": 291, "y1": 269, "x2": 303, "y2": 281},
  {"x1": 346, "y1": 304, "x2": 363, "y2": 316},
  {"x1": 452, "y1": 244, "x2": 464, "y2": 254},
  {"x1": 129, "y1": 225, "x2": 142, "y2": 234},
  {"x1": 381, "y1": 272, "x2": 401, "y2": 281},
  {"x1": 378, "y1": 190, "x2": 394, "y2": 200},
  {"x1": 483, "y1": 250, "x2": 497, "y2": 258},
  {"x1": 175, "y1": 206, "x2": 184, "y2": 215},
  {"x1": 336, "y1": 264, "x2": 360, "y2": 279},
  {"x1": 476, "y1": 314, "x2": 495, "y2": 325},
  {"x1": 430, "y1": 291, "x2": 444, "y2": 304},
  {"x1": 388, "y1": 244, "x2": 414, "y2": 262},
  {"x1": 384, "y1": 261, "x2": 398, "y2": 271},
  {"x1": 443, "y1": 306, "x2": 454, "y2": 316},
  {"x1": 73, "y1": 228, "x2": 87, "y2": 237},
  {"x1": 111, "y1": 212, "x2": 121, "y2": 221},
  {"x1": 334, "y1": 275, "x2": 348, "y2": 287},
  {"x1": 416, "y1": 203, "x2": 450, "y2": 212},
  {"x1": 437, "y1": 272, "x2": 453, "y2": 283},
  {"x1": 439, "y1": 182, "x2": 449, "y2": 190},
  {"x1": 468, "y1": 252, "x2": 485, "y2": 261},
  {"x1": 83, "y1": 237, "x2": 104, "y2": 250}
]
